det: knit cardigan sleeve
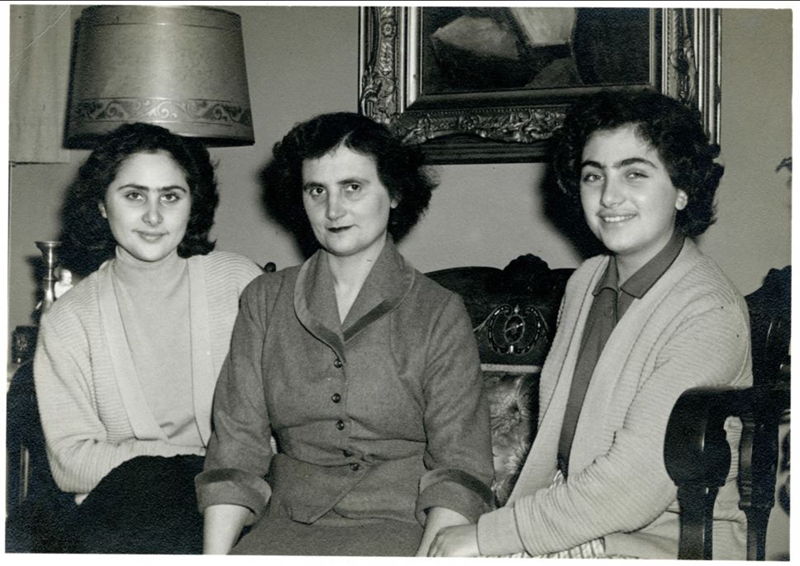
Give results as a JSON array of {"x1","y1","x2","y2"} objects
[
  {"x1": 34, "y1": 294, "x2": 200, "y2": 496},
  {"x1": 477, "y1": 264, "x2": 752, "y2": 556}
]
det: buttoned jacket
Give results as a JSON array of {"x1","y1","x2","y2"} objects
[{"x1": 196, "y1": 241, "x2": 494, "y2": 526}]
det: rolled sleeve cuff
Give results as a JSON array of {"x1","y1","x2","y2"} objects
[
  {"x1": 477, "y1": 506, "x2": 526, "y2": 556},
  {"x1": 195, "y1": 468, "x2": 272, "y2": 518},
  {"x1": 415, "y1": 468, "x2": 493, "y2": 525}
]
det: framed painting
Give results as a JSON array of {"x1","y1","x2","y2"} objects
[{"x1": 358, "y1": 7, "x2": 720, "y2": 164}]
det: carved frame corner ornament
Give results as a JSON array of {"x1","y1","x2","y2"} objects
[{"x1": 358, "y1": 7, "x2": 720, "y2": 164}]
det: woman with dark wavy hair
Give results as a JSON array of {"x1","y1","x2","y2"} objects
[
  {"x1": 196, "y1": 112, "x2": 493, "y2": 556},
  {"x1": 33, "y1": 122, "x2": 262, "y2": 553},
  {"x1": 431, "y1": 89, "x2": 751, "y2": 559}
]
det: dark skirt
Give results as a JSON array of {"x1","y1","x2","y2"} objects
[
  {"x1": 231, "y1": 506, "x2": 423, "y2": 556},
  {"x1": 70, "y1": 454, "x2": 206, "y2": 554},
  {"x1": 63, "y1": 455, "x2": 205, "y2": 554}
]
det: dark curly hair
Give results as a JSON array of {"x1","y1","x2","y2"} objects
[
  {"x1": 552, "y1": 89, "x2": 723, "y2": 238},
  {"x1": 59, "y1": 122, "x2": 219, "y2": 275},
  {"x1": 261, "y1": 112, "x2": 436, "y2": 250}
]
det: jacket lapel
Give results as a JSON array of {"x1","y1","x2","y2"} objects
[
  {"x1": 341, "y1": 239, "x2": 415, "y2": 343},
  {"x1": 293, "y1": 240, "x2": 415, "y2": 360},
  {"x1": 294, "y1": 250, "x2": 348, "y2": 361}
]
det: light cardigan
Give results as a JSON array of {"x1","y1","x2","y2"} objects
[
  {"x1": 34, "y1": 250, "x2": 262, "y2": 497},
  {"x1": 477, "y1": 239, "x2": 752, "y2": 559}
]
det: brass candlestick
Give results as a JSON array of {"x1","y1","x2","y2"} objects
[{"x1": 35, "y1": 240, "x2": 61, "y2": 314}]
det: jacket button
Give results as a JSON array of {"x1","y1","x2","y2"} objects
[
  {"x1": 336, "y1": 420, "x2": 345, "y2": 431},
  {"x1": 331, "y1": 393, "x2": 342, "y2": 403},
  {"x1": 334, "y1": 358, "x2": 343, "y2": 368},
  {"x1": 350, "y1": 463, "x2": 360, "y2": 472}
]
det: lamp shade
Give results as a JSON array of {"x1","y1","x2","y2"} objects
[{"x1": 66, "y1": 5, "x2": 253, "y2": 147}]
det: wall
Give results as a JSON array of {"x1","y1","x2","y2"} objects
[
  {"x1": 8, "y1": 7, "x2": 791, "y2": 335},
  {"x1": 5, "y1": 7, "x2": 792, "y2": 556}
]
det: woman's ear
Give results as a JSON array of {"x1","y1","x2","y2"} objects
[
  {"x1": 98, "y1": 201, "x2": 108, "y2": 218},
  {"x1": 675, "y1": 190, "x2": 688, "y2": 211}
]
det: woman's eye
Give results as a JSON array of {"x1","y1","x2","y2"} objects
[
  {"x1": 124, "y1": 191, "x2": 144, "y2": 202},
  {"x1": 346, "y1": 183, "x2": 361, "y2": 192},
  {"x1": 626, "y1": 170, "x2": 648, "y2": 180},
  {"x1": 306, "y1": 186, "x2": 325, "y2": 198},
  {"x1": 161, "y1": 192, "x2": 181, "y2": 203},
  {"x1": 581, "y1": 172, "x2": 602, "y2": 183}
]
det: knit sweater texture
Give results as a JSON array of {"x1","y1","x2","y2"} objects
[
  {"x1": 34, "y1": 250, "x2": 262, "y2": 497},
  {"x1": 476, "y1": 240, "x2": 752, "y2": 559}
]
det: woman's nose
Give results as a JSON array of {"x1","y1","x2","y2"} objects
[
  {"x1": 325, "y1": 193, "x2": 345, "y2": 220},
  {"x1": 142, "y1": 202, "x2": 163, "y2": 226},
  {"x1": 600, "y1": 178, "x2": 624, "y2": 207}
]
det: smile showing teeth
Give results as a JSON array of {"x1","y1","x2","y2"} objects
[{"x1": 602, "y1": 214, "x2": 635, "y2": 223}]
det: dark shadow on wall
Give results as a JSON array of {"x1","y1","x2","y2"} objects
[
  {"x1": 258, "y1": 156, "x2": 320, "y2": 260},
  {"x1": 540, "y1": 163, "x2": 606, "y2": 261}
]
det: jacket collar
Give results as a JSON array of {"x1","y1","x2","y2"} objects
[{"x1": 293, "y1": 238, "x2": 416, "y2": 361}]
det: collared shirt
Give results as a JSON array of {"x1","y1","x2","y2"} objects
[{"x1": 557, "y1": 231, "x2": 686, "y2": 475}]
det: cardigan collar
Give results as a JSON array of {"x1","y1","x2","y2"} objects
[
  {"x1": 594, "y1": 230, "x2": 686, "y2": 300},
  {"x1": 97, "y1": 254, "x2": 215, "y2": 444},
  {"x1": 293, "y1": 238, "x2": 415, "y2": 361}
]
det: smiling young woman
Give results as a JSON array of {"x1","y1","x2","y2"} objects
[
  {"x1": 578, "y1": 125, "x2": 688, "y2": 282},
  {"x1": 430, "y1": 90, "x2": 752, "y2": 560}
]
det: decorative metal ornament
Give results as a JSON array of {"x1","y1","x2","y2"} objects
[
  {"x1": 483, "y1": 304, "x2": 545, "y2": 356},
  {"x1": 67, "y1": 5, "x2": 253, "y2": 147}
]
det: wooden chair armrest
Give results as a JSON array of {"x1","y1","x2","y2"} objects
[{"x1": 664, "y1": 386, "x2": 752, "y2": 559}]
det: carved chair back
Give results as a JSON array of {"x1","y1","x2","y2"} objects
[{"x1": 427, "y1": 254, "x2": 572, "y2": 505}]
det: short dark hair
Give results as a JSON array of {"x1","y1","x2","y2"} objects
[
  {"x1": 552, "y1": 89, "x2": 724, "y2": 238},
  {"x1": 59, "y1": 122, "x2": 219, "y2": 275},
  {"x1": 262, "y1": 112, "x2": 436, "y2": 247}
]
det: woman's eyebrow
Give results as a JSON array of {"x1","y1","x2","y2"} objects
[
  {"x1": 114, "y1": 183, "x2": 188, "y2": 192},
  {"x1": 580, "y1": 157, "x2": 658, "y2": 169},
  {"x1": 615, "y1": 157, "x2": 658, "y2": 169}
]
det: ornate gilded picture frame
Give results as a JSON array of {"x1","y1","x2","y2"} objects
[{"x1": 359, "y1": 7, "x2": 720, "y2": 164}]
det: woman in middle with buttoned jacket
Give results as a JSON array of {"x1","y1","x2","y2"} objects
[{"x1": 195, "y1": 112, "x2": 494, "y2": 556}]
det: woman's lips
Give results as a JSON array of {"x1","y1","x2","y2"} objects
[{"x1": 137, "y1": 231, "x2": 166, "y2": 242}]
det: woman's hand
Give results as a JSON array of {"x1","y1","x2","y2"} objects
[
  {"x1": 415, "y1": 507, "x2": 471, "y2": 556},
  {"x1": 428, "y1": 523, "x2": 481, "y2": 557}
]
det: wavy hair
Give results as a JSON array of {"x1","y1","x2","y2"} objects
[
  {"x1": 552, "y1": 89, "x2": 724, "y2": 238},
  {"x1": 261, "y1": 112, "x2": 436, "y2": 249},
  {"x1": 59, "y1": 122, "x2": 219, "y2": 275}
]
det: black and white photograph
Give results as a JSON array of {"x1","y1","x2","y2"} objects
[{"x1": 4, "y1": 2, "x2": 791, "y2": 560}]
